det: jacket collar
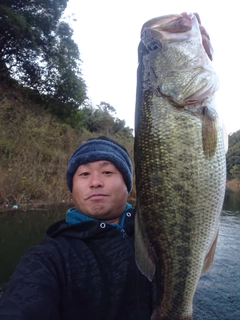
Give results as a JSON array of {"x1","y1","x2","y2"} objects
[
  {"x1": 46, "y1": 204, "x2": 135, "y2": 240},
  {"x1": 65, "y1": 203, "x2": 132, "y2": 228}
]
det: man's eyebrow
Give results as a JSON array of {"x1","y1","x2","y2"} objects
[
  {"x1": 80, "y1": 161, "x2": 114, "y2": 168},
  {"x1": 100, "y1": 161, "x2": 112, "y2": 166}
]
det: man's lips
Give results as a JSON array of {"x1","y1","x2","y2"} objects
[{"x1": 85, "y1": 194, "x2": 108, "y2": 200}]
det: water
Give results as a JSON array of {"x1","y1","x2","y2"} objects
[
  {"x1": 193, "y1": 210, "x2": 240, "y2": 319},
  {"x1": 0, "y1": 205, "x2": 67, "y2": 288},
  {"x1": 0, "y1": 191, "x2": 240, "y2": 319},
  {"x1": 193, "y1": 189, "x2": 240, "y2": 319}
]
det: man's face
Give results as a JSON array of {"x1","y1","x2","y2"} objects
[{"x1": 71, "y1": 160, "x2": 128, "y2": 223}]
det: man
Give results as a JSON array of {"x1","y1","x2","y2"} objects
[{"x1": 0, "y1": 136, "x2": 154, "y2": 320}]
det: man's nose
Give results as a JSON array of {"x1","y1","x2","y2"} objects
[{"x1": 90, "y1": 173, "x2": 104, "y2": 188}]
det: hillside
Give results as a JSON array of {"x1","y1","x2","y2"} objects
[
  {"x1": 0, "y1": 81, "x2": 134, "y2": 210},
  {"x1": 226, "y1": 130, "x2": 240, "y2": 180},
  {"x1": 1, "y1": 81, "x2": 239, "y2": 211}
]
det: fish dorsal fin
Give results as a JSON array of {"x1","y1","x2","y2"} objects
[{"x1": 134, "y1": 209, "x2": 156, "y2": 281}]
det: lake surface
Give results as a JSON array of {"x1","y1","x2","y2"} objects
[
  {"x1": 193, "y1": 209, "x2": 240, "y2": 319},
  {"x1": 0, "y1": 190, "x2": 240, "y2": 319}
]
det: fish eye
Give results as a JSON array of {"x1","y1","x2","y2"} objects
[{"x1": 147, "y1": 40, "x2": 162, "y2": 51}]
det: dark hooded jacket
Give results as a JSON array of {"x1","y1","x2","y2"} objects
[{"x1": 0, "y1": 206, "x2": 154, "y2": 320}]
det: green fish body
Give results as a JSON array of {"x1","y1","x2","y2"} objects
[{"x1": 134, "y1": 13, "x2": 227, "y2": 320}]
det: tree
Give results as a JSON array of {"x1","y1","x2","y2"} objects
[
  {"x1": 96, "y1": 101, "x2": 116, "y2": 116},
  {"x1": 91, "y1": 110, "x2": 114, "y2": 135},
  {"x1": 226, "y1": 130, "x2": 240, "y2": 179},
  {"x1": 0, "y1": 0, "x2": 87, "y2": 119},
  {"x1": 230, "y1": 165, "x2": 240, "y2": 180}
]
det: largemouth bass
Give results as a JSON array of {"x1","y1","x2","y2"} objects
[{"x1": 134, "y1": 12, "x2": 227, "y2": 320}]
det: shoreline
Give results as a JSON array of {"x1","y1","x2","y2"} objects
[
  {"x1": 0, "y1": 201, "x2": 73, "y2": 214},
  {"x1": 226, "y1": 179, "x2": 240, "y2": 193},
  {"x1": 0, "y1": 179, "x2": 239, "y2": 214}
]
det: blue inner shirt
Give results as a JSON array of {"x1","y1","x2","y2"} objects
[{"x1": 66, "y1": 203, "x2": 133, "y2": 229}]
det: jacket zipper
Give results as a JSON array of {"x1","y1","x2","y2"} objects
[{"x1": 120, "y1": 228, "x2": 128, "y2": 238}]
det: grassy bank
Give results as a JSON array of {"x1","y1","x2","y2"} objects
[
  {"x1": 1, "y1": 81, "x2": 236, "y2": 213},
  {"x1": 0, "y1": 81, "x2": 81, "y2": 209},
  {"x1": 0, "y1": 81, "x2": 135, "y2": 210}
]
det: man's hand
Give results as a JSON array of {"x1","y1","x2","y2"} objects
[{"x1": 194, "y1": 12, "x2": 214, "y2": 61}]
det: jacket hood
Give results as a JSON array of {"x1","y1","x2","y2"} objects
[{"x1": 46, "y1": 205, "x2": 135, "y2": 240}]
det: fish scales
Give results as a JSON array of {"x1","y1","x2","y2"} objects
[{"x1": 134, "y1": 13, "x2": 226, "y2": 320}]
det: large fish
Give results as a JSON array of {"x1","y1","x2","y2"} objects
[{"x1": 134, "y1": 12, "x2": 227, "y2": 320}]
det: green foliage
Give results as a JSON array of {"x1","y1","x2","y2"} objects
[
  {"x1": 77, "y1": 101, "x2": 133, "y2": 138},
  {"x1": 226, "y1": 130, "x2": 240, "y2": 179},
  {"x1": 230, "y1": 165, "x2": 240, "y2": 180},
  {"x1": 0, "y1": 0, "x2": 87, "y2": 120}
]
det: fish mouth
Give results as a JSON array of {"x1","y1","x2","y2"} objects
[
  {"x1": 141, "y1": 13, "x2": 194, "y2": 35},
  {"x1": 141, "y1": 12, "x2": 213, "y2": 60}
]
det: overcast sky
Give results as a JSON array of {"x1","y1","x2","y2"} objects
[{"x1": 64, "y1": 0, "x2": 239, "y2": 134}]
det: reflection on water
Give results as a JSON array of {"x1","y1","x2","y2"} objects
[
  {"x1": 193, "y1": 188, "x2": 240, "y2": 319},
  {"x1": 0, "y1": 205, "x2": 68, "y2": 286},
  {"x1": 0, "y1": 191, "x2": 240, "y2": 318},
  {"x1": 223, "y1": 188, "x2": 240, "y2": 212},
  {"x1": 193, "y1": 210, "x2": 240, "y2": 319}
]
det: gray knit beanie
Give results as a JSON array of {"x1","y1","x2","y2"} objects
[{"x1": 66, "y1": 138, "x2": 132, "y2": 193}]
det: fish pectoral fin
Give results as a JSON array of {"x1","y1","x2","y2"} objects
[
  {"x1": 134, "y1": 210, "x2": 156, "y2": 281},
  {"x1": 201, "y1": 227, "x2": 219, "y2": 274},
  {"x1": 202, "y1": 110, "x2": 218, "y2": 158}
]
